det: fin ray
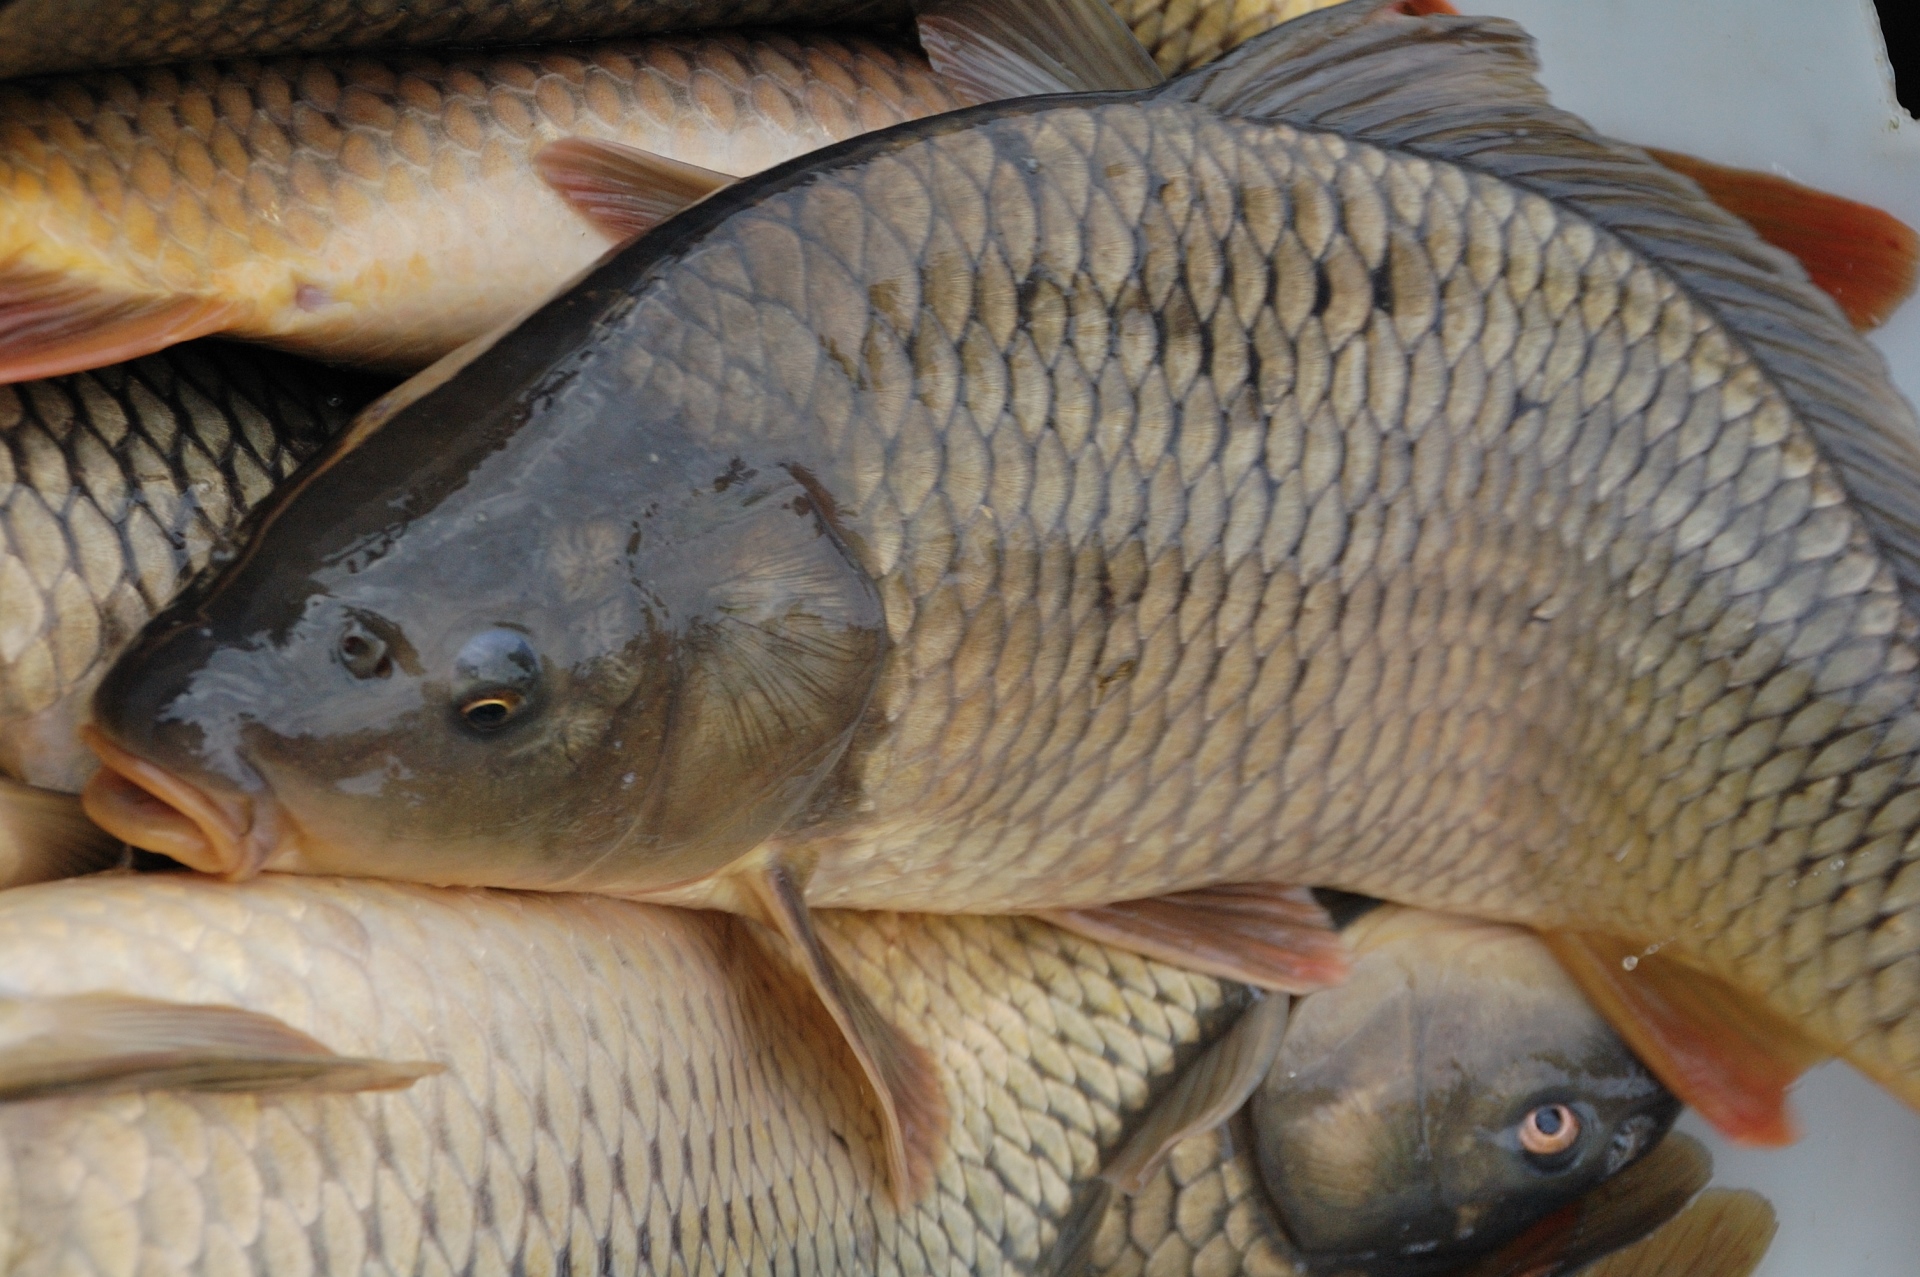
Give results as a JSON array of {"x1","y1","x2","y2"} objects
[
  {"x1": 1456, "y1": 1130, "x2": 1712, "y2": 1277},
  {"x1": 1166, "y1": 0, "x2": 1920, "y2": 614},
  {"x1": 1646, "y1": 147, "x2": 1918, "y2": 330},
  {"x1": 750, "y1": 862, "x2": 948, "y2": 1204},
  {"x1": 0, "y1": 778, "x2": 125, "y2": 888},
  {"x1": 0, "y1": 991, "x2": 441, "y2": 1100},
  {"x1": 0, "y1": 266, "x2": 238, "y2": 383},
  {"x1": 913, "y1": 0, "x2": 1164, "y2": 102},
  {"x1": 1543, "y1": 932, "x2": 1827, "y2": 1145},
  {"x1": 535, "y1": 139, "x2": 732, "y2": 244},
  {"x1": 1040, "y1": 884, "x2": 1348, "y2": 992},
  {"x1": 1583, "y1": 1189, "x2": 1777, "y2": 1277}
]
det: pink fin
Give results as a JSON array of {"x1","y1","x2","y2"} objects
[
  {"x1": 750, "y1": 861, "x2": 947, "y2": 1205},
  {"x1": 1543, "y1": 932, "x2": 1828, "y2": 1147},
  {"x1": 534, "y1": 138, "x2": 732, "y2": 244},
  {"x1": 1647, "y1": 147, "x2": 1919, "y2": 330},
  {"x1": 0, "y1": 267, "x2": 238, "y2": 384},
  {"x1": 1040, "y1": 884, "x2": 1349, "y2": 992}
]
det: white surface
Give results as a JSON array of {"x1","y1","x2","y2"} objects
[{"x1": 1451, "y1": 3, "x2": 1920, "y2": 1275}]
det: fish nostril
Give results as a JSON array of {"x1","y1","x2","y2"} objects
[{"x1": 337, "y1": 623, "x2": 392, "y2": 679}]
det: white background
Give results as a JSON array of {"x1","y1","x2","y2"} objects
[{"x1": 1451, "y1": 3, "x2": 1920, "y2": 1273}]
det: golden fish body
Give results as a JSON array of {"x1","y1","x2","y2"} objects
[
  {"x1": 0, "y1": 34, "x2": 961, "y2": 374},
  {"x1": 0, "y1": 873, "x2": 1255, "y2": 1277},
  {"x1": 0, "y1": 0, "x2": 1323, "y2": 82},
  {"x1": 0, "y1": 344, "x2": 364, "y2": 792}
]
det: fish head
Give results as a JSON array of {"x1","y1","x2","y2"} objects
[
  {"x1": 1254, "y1": 907, "x2": 1680, "y2": 1276},
  {"x1": 82, "y1": 332, "x2": 887, "y2": 894}
]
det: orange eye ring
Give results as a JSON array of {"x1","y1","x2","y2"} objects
[
  {"x1": 460, "y1": 690, "x2": 524, "y2": 730},
  {"x1": 1518, "y1": 1103, "x2": 1581, "y2": 1157}
]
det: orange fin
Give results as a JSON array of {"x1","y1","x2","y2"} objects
[
  {"x1": 1542, "y1": 932, "x2": 1828, "y2": 1146},
  {"x1": 1646, "y1": 147, "x2": 1918, "y2": 330},
  {"x1": 1456, "y1": 1130, "x2": 1711, "y2": 1277},
  {"x1": 1582, "y1": 1188, "x2": 1776, "y2": 1277},
  {"x1": 1039, "y1": 884, "x2": 1349, "y2": 992},
  {"x1": 534, "y1": 138, "x2": 731, "y2": 244},
  {"x1": 913, "y1": 0, "x2": 1163, "y2": 103},
  {"x1": 750, "y1": 861, "x2": 947, "y2": 1205},
  {"x1": 0, "y1": 267, "x2": 239, "y2": 384},
  {"x1": 1392, "y1": 0, "x2": 1459, "y2": 13}
]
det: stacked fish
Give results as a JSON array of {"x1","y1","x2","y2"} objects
[{"x1": 1, "y1": 0, "x2": 1914, "y2": 1271}]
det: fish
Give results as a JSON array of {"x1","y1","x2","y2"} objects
[
  {"x1": 0, "y1": 0, "x2": 1902, "y2": 385},
  {"x1": 1054, "y1": 906, "x2": 1678, "y2": 1277},
  {"x1": 0, "y1": 872, "x2": 1672, "y2": 1277},
  {"x1": 81, "y1": 0, "x2": 1920, "y2": 1185},
  {"x1": 0, "y1": 341, "x2": 373, "y2": 794},
  {"x1": 0, "y1": 0, "x2": 1249, "y2": 81}
]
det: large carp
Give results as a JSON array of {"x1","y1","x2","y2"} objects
[
  {"x1": 0, "y1": 877, "x2": 1676, "y2": 1276},
  {"x1": 81, "y1": 0, "x2": 1920, "y2": 1184}
]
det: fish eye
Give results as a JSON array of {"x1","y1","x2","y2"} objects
[
  {"x1": 1517, "y1": 1102, "x2": 1582, "y2": 1161},
  {"x1": 460, "y1": 689, "x2": 525, "y2": 731},
  {"x1": 338, "y1": 621, "x2": 392, "y2": 679},
  {"x1": 452, "y1": 628, "x2": 540, "y2": 734}
]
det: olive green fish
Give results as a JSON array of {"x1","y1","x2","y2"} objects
[
  {"x1": 0, "y1": 872, "x2": 1676, "y2": 1277},
  {"x1": 82, "y1": 0, "x2": 1920, "y2": 1183}
]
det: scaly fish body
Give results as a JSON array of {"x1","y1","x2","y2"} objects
[
  {"x1": 84, "y1": 6, "x2": 1920, "y2": 1115},
  {"x1": 0, "y1": 0, "x2": 1320, "y2": 81},
  {"x1": 0, "y1": 34, "x2": 962, "y2": 374},
  {"x1": 0, "y1": 872, "x2": 1244, "y2": 1276},
  {"x1": 0, "y1": 343, "x2": 367, "y2": 792},
  {"x1": 0, "y1": 874, "x2": 1677, "y2": 1276}
]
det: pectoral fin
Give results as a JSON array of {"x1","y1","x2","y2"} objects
[
  {"x1": 1581, "y1": 1189, "x2": 1776, "y2": 1277},
  {"x1": 913, "y1": 0, "x2": 1164, "y2": 103},
  {"x1": 0, "y1": 991, "x2": 442, "y2": 1101},
  {"x1": 1103, "y1": 992, "x2": 1287, "y2": 1194},
  {"x1": 534, "y1": 139, "x2": 733, "y2": 243},
  {"x1": 1542, "y1": 932, "x2": 1829, "y2": 1146},
  {"x1": 0, "y1": 267, "x2": 239, "y2": 384},
  {"x1": 1645, "y1": 147, "x2": 1918, "y2": 330},
  {"x1": 749, "y1": 862, "x2": 947, "y2": 1204},
  {"x1": 1456, "y1": 1130, "x2": 1711, "y2": 1277},
  {"x1": 0, "y1": 778, "x2": 126, "y2": 888},
  {"x1": 1039, "y1": 884, "x2": 1348, "y2": 992}
]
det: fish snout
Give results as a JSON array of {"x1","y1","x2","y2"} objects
[{"x1": 81, "y1": 621, "x2": 276, "y2": 878}]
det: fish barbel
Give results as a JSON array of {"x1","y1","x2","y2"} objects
[
  {"x1": 81, "y1": 0, "x2": 1920, "y2": 1166},
  {"x1": 0, "y1": 873, "x2": 1678, "y2": 1277}
]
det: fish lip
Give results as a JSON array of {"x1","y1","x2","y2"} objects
[{"x1": 78, "y1": 724, "x2": 274, "y2": 879}]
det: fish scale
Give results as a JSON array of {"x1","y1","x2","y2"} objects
[
  {"x1": 0, "y1": 344, "x2": 360, "y2": 791},
  {"x1": 0, "y1": 33, "x2": 962, "y2": 370},
  {"x1": 0, "y1": 876, "x2": 1249, "y2": 1276},
  {"x1": 76, "y1": 4, "x2": 1920, "y2": 1145},
  {"x1": 615, "y1": 96, "x2": 1920, "y2": 1079}
]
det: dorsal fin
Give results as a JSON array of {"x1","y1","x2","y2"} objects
[{"x1": 1165, "y1": 0, "x2": 1920, "y2": 610}]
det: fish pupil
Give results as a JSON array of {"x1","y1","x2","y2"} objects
[{"x1": 461, "y1": 691, "x2": 522, "y2": 731}]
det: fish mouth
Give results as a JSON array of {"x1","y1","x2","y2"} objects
[{"x1": 79, "y1": 725, "x2": 275, "y2": 879}]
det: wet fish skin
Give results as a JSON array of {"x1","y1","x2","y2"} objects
[
  {"x1": 0, "y1": 33, "x2": 962, "y2": 373},
  {"x1": 0, "y1": 343, "x2": 368, "y2": 792},
  {"x1": 83, "y1": 6, "x2": 1920, "y2": 1108},
  {"x1": 0, "y1": 873, "x2": 1254, "y2": 1277}
]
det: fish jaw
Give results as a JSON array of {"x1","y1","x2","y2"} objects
[{"x1": 78, "y1": 725, "x2": 271, "y2": 878}]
